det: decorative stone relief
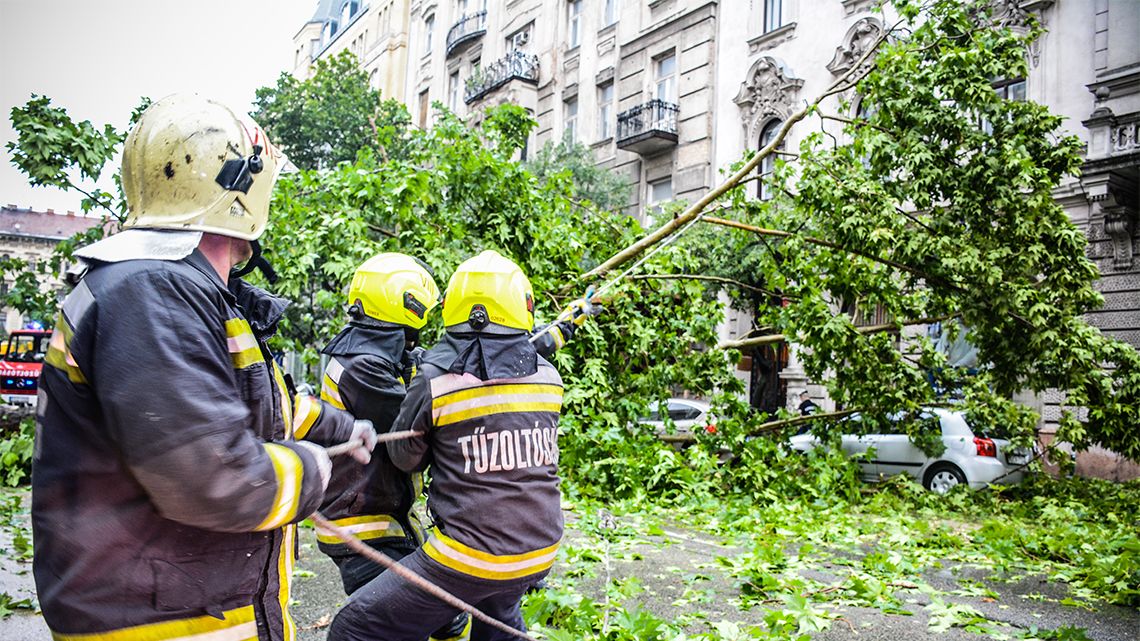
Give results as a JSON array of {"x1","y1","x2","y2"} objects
[
  {"x1": 1105, "y1": 208, "x2": 1136, "y2": 271},
  {"x1": 733, "y1": 56, "x2": 804, "y2": 142},
  {"x1": 1111, "y1": 122, "x2": 1139, "y2": 155},
  {"x1": 1086, "y1": 179, "x2": 1139, "y2": 272},
  {"x1": 826, "y1": 17, "x2": 883, "y2": 76}
]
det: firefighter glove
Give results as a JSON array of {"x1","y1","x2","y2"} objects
[{"x1": 346, "y1": 419, "x2": 378, "y2": 465}]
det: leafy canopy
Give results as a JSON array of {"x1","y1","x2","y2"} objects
[{"x1": 252, "y1": 51, "x2": 387, "y2": 170}]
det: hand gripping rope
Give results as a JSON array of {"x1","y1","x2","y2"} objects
[{"x1": 320, "y1": 436, "x2": 540, "y2": 641}]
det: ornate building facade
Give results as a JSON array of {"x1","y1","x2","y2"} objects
[{"x1": 293, "y1": 0, "x2": 1139, "y2": 478}]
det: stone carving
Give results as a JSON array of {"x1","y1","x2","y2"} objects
[
  {"x1": 1111, "y1": 122, "x2": 1139, "y2": 155},
  {"x1": 827, "y1": 17, "x2": 883, "y2": 76},
  {"x1": 733, "y1": 56, "x2": 804, "y2": 142},
  {"x1": 1088, "y1": 186, "x2": 1138, "y2": 272}
]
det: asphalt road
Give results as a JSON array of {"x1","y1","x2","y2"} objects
[{"x1": 3, "y1": 511, "x2": 1137, "y2": 640}]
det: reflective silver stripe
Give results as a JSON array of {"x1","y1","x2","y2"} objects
[{"x1": 62, "y1": 280, "x2": 95, "y2": 327}]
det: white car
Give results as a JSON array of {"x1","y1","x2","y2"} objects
[
  {"x1": 640, "y1": 398, "x2": 716, "y2": 440},
  {"x1": 788, "y1": 408, "x2": 1031, "y2": 493}
]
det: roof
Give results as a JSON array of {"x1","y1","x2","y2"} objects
[
  {"x1": 0, "y1": 206, "x2": 106, "y2": 241},
  {"x1": 309, "y1": 0, "x2": 338, "y2": 24}
]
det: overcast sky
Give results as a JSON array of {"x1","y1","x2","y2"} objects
[{"x1": 0, "y1": 0, "x2": 317, "y2": 214}]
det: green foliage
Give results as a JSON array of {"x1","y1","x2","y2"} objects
[
  {"x1": 690, "y1": 0, "x2": 1140, "y2": 460},
  {"x1": 0, "y1": 419, "x2": 35, "y2": 488},
  {"x1": 252, "y1": 51, "x2": 386, "y2": 170},
  {"x1": 525, "y1": 138, "x2": 632, "y2": 212}
]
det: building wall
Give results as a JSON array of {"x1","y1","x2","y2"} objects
[
  {"x1": 291, "y1": 0, "x2": 1140, "y2": 478},
  {"x1": 293, "y1": 0, "x2": 412, "y2": 102}
]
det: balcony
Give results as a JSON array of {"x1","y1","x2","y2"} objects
[
  {"x1": 616, "y1": 99, "x2": 679, "y2": 155},
  {"x1": 465, "y1": 50, "x2": 540, "y2": 104},
  {"x1": 446, "y1": 11, "x2": 487, "y2": 57}
]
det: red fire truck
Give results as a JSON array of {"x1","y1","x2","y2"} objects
[{"x1": 0, "y1": 328, "x2": 52, "y2": 405}]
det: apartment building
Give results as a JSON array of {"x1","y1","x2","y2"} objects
[
  {"x1": 292, "y1": 0, "x2": 413, "y2": 103},
  {"x1": 292, "y1": 0, "x2": 1139, "y2": 478}
]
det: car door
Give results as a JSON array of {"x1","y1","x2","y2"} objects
[
  {"x1": 666, "y1": 401, "x2": 703, "y2": 434},
  {"x1": 840, "y1": 434, "x2": 881, "y2": 481},
  {"x1": 872, "y1": 415, "x2": 940, "y2": 481}
]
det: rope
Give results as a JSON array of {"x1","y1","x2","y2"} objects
[
  {"x1": 309, "y1": 513, "x2": 540, "y2": 641},
  {"x1": 323, "y1": 430, "x2": 421, "y2": 458}
]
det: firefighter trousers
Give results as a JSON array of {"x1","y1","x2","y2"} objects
[{"x1": 327, "y1": 546, "x2": 547, "y2": 641}]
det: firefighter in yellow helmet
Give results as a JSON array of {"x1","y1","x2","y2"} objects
[
  {"x1": 32, "y1": 94, "x2": 375, "y2": 641},
  {"x1": 316, "y1": 253, "x2": 468, "y2": 640},
  {"x1": 330, "y1": 250, "x2": 569, "y2": 641}
]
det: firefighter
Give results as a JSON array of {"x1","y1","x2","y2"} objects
[
  {"x1": 31, "y1": 94, "x2": 375, "y2": 641},
  {"x1": 329, "y1": 250, "x2": 565, "y2": 641},
  {"x1": 316, "y1": 252, "x2": 467, "y2": 641}
]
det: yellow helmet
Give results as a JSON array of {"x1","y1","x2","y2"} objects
[
  {"x1": 348, "y1": 253, "x2": 441, "y2": 329},
  {"x1": 442, "y1": 250, "x2": 534, "y2": 332},
  {"x1": 121, "y1": 94, "x2": 284, "y2": 240}
]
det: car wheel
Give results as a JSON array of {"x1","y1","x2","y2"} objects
[{"x1": 924, "y1": 463, "x2": 966, "y2": 494}]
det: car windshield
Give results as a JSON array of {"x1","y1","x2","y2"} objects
[{"x1": 5, "y1": 334, "x2": 48, "y2": 363}]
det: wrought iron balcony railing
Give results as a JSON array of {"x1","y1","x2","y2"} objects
[
  {"x1": 616, "y1": 99, "x2": 679, "y2": 155},
  {"x1": 464, "y1": 50, "x2": 540, "y2": 104},
  {"x1": 446, "y1": 10, "x2": 487, "y2": 57}
]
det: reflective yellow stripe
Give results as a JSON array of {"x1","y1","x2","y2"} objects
[
  {"x1": 279, "y1": 523, "x2": 296, "y2": 641},
  {"x1": 424, "y1": 530, "x2": 559, "y2": 580},
  {"x1": 315, "y1": 514, "x2": 406, "y2": 544},
  {"x1": 255, "y1": 444, "x2": 303, "y2": 531},
  {"x1": 50, "y1": 605, "x2": 257, "y2": 641},
  {"x1": 224, "y1": 319, "x2": 263, "y2": 369},
  {"x1": 436, "y1": 401, "x2": 563, "y2": 427},
  {"x1": 292, "y1": 395, "x2": 321, "y2": 440},
  {"x1": 321, "y1": 374, "x2": 345, "y2": 410},
  {"x1": 432, "y1": 383, "x2": 562, "y2": 407},
  {"x1": 45, "y1": 314, "x2": 87, "y2": 384},
  {"x1": 432, "y1": 383, "x2": 563, "y2": 426},
  {"x1": 270, "y1": 361, "x2": 293, "y2": 438}
]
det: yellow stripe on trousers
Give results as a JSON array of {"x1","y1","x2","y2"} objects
[{"x1": 50, "y1": 606, "x2": 257, "y2": 641}]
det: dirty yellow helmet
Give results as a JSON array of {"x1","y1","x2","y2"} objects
[
  {"x1": 120, "y1": 94, "x2": 284, "y2": 240},
  {"x1": 349, "y1": 253, "x2": 441, "y2": 329},
  {"x1": 442, "y1": 250, "x2": 534, "y2": 332}
]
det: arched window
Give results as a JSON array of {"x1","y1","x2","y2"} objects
[{"x1": 758, "y1": 119, "x2": 783, "y2": 201}]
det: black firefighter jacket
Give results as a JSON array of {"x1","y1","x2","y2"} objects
[
  {"x1": 32, "y1": 250, "x2": 354, "y2": 641},
  {"x1": 315, "y1": 324, "x2": 423, "y2": 555},
  {"x1": 387, "y1": 333, "x2": 564, "y2": 581}
]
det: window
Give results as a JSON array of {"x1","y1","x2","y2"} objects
[
  {"x1": 655, "y1": 54, "x2": 677, "y2": 103},
  {"x1": 995, "y1": 78, "x2": 1026, "y2": 102},
  {"x1": 369, "y1": 68, "x2": 379, "y2": 89},
  {"x1": 646, "y1": 177, "x2": 673, "y2": 226},
  {"x1": 508, "y1": 23, "x2": 533, "y2": 51},
  {"x1": 758, "y1": 119, "x2": 783, "y2": 200},
  {"x1": 763, "y1": 0, "x2": 782, "y2": 33},
  {"x1": 341, "y1": 1, "x2": 355, "y2": 25},
  {"x1": 564, "y1": 98, "x2": 579, "y2": 142},
  {"x1": 603, "y1": 0, "x2": 618, "y2": 27},
  {"x1": 424, "y1": 15, "x2": 435, "y2": 54},
  {"x1": 448, "y1": 71, "x2": 460, "y2": 111},
  {"x1": 418, "y1": 89, "x2": 430, "y2": 128},
  {"x1": 568, "y1": 0, "x2": 583, "y2": 48},
  {"x1": 598, "y1": 83, "x2": 614, "y2": 140}
]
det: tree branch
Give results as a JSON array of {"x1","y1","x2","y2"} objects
[
  {"x1": 578, "y1": 23, "x2": 898, "y2": 282},
  {"x1": 718, "y1": 314, "x2": 955, "y2": 350},
  {"x1": 630, "y1": 273, "x2": 789, "y2": 298}
]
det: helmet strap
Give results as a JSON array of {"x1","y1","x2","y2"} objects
[{"x1": 230, "y1": 239, "x2": 278, "y2": 284}]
